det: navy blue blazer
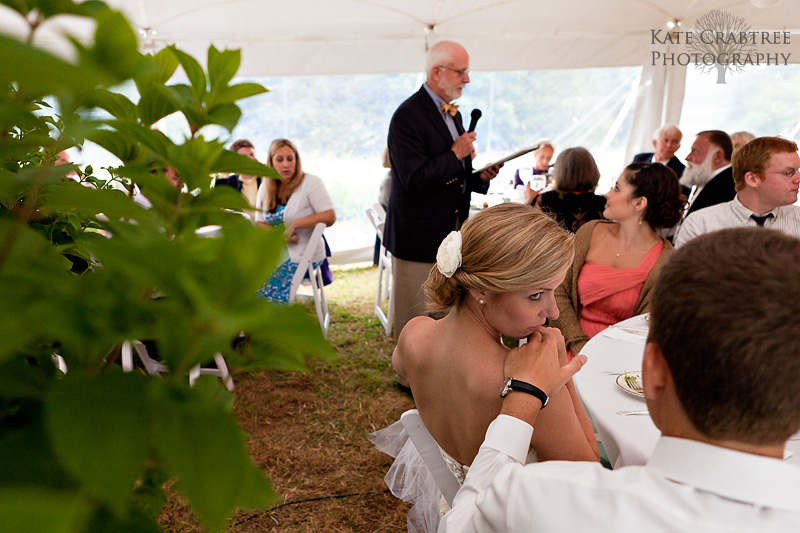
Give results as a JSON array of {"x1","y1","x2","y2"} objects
[
  {"x1": 384, "y1": 86, "x2": 489, "y2": 263},
  {"x1": 633, "y1": 153, "x2": 686, "y2": 178}
]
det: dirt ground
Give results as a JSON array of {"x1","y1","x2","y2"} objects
[{"x1": 159, "y1": 267, "x2": 415, "y2": 532}]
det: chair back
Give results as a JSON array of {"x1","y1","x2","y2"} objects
[
  {"x1": 289, "y1": 222, "x2": 330, "y2": 338},
  {"x1": 400, "y1": 409, "x2": 461, "y2": 506}
]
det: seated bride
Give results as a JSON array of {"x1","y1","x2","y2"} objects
[{"x1": 371, "y1": 203, "x2": 599, "y2": 533}]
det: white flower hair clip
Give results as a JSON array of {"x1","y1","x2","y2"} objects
[{"x1": 436, "y1": 231, "x2": 462, "y2": 278}]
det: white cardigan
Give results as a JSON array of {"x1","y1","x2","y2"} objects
[{"x1": 256, "y1": 174, "x2": 334, "y2": 263}]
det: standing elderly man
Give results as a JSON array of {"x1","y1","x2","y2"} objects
[
  {"x1": 675, "y1": 136, "x2": 800, "y2": 247},
  {"x1": 633, "y1": 124, "x2": 685, "y2": 178},
  {"x1": 680, "y1": 130, "x2": 736, "y2": 216},
  {"x1": 385, "y1": 40, "x2": 500, "y2": 340}
]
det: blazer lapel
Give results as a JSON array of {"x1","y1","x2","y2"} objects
[{"x1": 418, "y1": 87, "x2": 456, "y2": 144}]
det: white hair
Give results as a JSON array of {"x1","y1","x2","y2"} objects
[
  {"x1": 425, "y1": 40, "x2": 463, "y2": 76},
  {"x1": 653, "y1": 124, "x2": 682, "y2": 141}
]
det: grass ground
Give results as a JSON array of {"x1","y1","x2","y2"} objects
[{"x1": 159, "y1": 266, "x2": 414, "y2": 532}]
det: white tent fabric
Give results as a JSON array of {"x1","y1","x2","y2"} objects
[
  {"x1": 2, "y1": 1, "x2": 798, "y2": 153},
  {"x1": 3, "y1": 1, "x2": 798, "y2": 75}
]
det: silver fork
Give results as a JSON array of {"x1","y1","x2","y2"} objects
[{"x1": 616, "y1": 410, "x2": 649, "y2": 416}]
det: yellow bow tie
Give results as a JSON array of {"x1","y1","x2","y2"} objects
[{"x1": 441, "y1": 102, "x2": 459, "y2": 116}]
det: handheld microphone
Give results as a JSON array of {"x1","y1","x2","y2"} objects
[{"x1": 468, "y1": 109, "x2": 482, "y2": 133}]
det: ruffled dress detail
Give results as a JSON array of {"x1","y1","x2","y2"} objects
[{"x1": 369, "y1": 419, "x2": 537, "y2": 532}]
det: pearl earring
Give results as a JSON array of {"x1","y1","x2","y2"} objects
[{"x1": 479, "y1": 299, "x2": 485, "y2": 305}]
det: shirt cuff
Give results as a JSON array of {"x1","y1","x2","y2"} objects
[{"x1": 482, "y1": 415, "x2": 534, "y2": 463}]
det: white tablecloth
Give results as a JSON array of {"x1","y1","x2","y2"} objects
[{"x1": 573, "y1": 314, "x2": 800, "y2": 469}]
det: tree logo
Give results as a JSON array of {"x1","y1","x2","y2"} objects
[
  {"x1": 650, "y1": 10, "x2": 792, "y2": 85},
  {"x1": 686, "y1": 10, "x2": 757, "y2": 84}
]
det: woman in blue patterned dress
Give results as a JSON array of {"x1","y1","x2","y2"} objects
[{"x1": 255, "y1": 139, "x2": 336, "y2": 302}]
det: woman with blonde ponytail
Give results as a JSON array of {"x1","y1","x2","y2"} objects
[{"x1": 370, "y1": 204, "x2": 599, "y2": 533}]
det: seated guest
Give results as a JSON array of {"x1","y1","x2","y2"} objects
[
  {"x1": 731, "y1": 130, "x2": 756, "y2": 154},
  {"x1": 513, "y1": 139, "x2": 554, "y2": 188},
  {"x1": 553, "y1": 163, "x2": 683, "y2": 356},
  {"x1": 528, "y1": 146, "x2": 606, "y2": 232},
  {"x1": 372, "y1": 204, "x2": 598, "y2": 533},
  {"x1": 675, "y1": 136, "x2": 800, "y2": 247},
  {"x1": 441, "y1": 228, "x2": 800, "y2": 531},
  {"x1": 255, "y1": 139, "x2": 335, "y2": 303},
  {"x1": 681, "y1": 130, "x2": 735, "y2": 216},
  {"x1": 633, "y1": 124, "x2": 685, "y2": 178},
  {"x1": 214, "y1": 139, "x2": 261, "y2": 207}
]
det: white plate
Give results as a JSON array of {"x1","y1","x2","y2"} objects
[{"x1": 616, "y1": 372, "x2": 644, "y2": 398}]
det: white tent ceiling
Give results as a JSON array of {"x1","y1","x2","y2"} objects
[{"x1": 2, "y1": 0, "x2": 799, "y2": 76}]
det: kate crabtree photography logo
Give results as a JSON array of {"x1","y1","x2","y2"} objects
[{"x1": 650, "y1": 9, "x2": 792, "y2": 84}]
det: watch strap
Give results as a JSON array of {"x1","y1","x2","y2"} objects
[{"x1": 502, "y1": 378, "x2": 549, "y2": 408}]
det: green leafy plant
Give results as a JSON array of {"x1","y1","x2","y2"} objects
[{"x1": 0, "y1": 1, "x2": 333, "y2": 531}]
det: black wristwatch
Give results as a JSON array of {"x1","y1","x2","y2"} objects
[{"x1": 500, "y1": 378, "x2": 549, "y2": 409}]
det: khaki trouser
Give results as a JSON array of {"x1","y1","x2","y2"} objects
[{"x1": 392, "y1": 257, "x2": 434, "y2": 340}]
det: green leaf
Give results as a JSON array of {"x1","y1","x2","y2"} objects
[
  {"x1": 39, "y1": 181, "x2": 149, "y2": 222},
  {"x1": 207, "y1": 45, "x2": 239, "y2": 93},
  {"x1": 92, "y1": 89, "x2": 138, "y2": 121},
  {"x1": 0, "y1": 35, "x2": 111, "y2": 100},
  {"x1": 170, "y1": 46, "x2": 207, "y2": 101},
  {"x1": 138, "y1": 47, "x2": 179, "y2": 86},
  {"x1": 46, "y1": 371, "x2": 152, "y2": 515},
  {"x1": 0, "y1": 488, "x2": 92, "y2": 533},
  {"x1": 86, "y1": 129, "x2": 140, "y2": 162},
  {"x1": 137, "y1": 85, "x2": 179, "y2": 126},
  {"x1": 211, "y1": 150, "x2": 281, "y2": 180},
  {"x1": 153, "y1": 382, "x2": 277, "y2": 531},
  {"x1": 214, "y1": 82, "x2": 268, "y2": 105},
  {"x1": 89, "y1": 10, "x2": 144, "y2": 81},
  {"x1": 207, "y1": 102, "x2": 241, "y2": 132}
]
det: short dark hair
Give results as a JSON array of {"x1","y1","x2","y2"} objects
[
  {"x1": 732, "y1": 136, "x2": 799, "y2": 191},
  {"x1": 552, "y1": 147, "x2": 600, "y2": 193},
  {"x1": 230, "y1": 138, "x2": 254, "y2": 152},
  {"x1": 697, "y1": 130, "x2": 733, "y2": 162},
  {"x1": 624, "y1": 162, "x2": 685, "y2": 230},
  {"x1": 649, "y1": 228, "x2": 800, "y2": 445}
]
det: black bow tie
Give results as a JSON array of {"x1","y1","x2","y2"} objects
[{"x1": 750, "y1": 213, "x2": 774, "y2": 227}]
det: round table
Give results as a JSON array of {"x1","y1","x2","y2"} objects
[{"x1": 573, "y1": 314, "x2": 800, "y2": 469}]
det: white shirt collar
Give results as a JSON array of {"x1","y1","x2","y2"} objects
[
  {"x1": 711, "y1": 163, "x2": 731, "y2": 178},
  {"x1": 647, "y1": 436, "x2": 800, "y2": 512}
]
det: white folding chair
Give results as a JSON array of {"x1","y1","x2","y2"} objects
[
  {"x1": 289, "y1": 222, "x2": 331, "y2": 339},
  {"x1": 400, "y1": 409, "x2": 461, "y2": 507},
  {"x1": 121, "y1": 340, "x2": 168, "y2": 375},
  {"x1": 366, "y1": 206, "x2": 393, "y2": 337}
]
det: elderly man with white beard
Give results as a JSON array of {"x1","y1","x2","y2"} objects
[{"x1": 680, "y1": 130, "x2": 736, "y2": 217}]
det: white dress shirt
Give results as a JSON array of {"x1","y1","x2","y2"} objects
[
  {"x1": 439, "y1": 415, "x2": 800, "y2": 532},
  {"x1": 675, "y1": 194, "x2": 800, "y2": 248}
]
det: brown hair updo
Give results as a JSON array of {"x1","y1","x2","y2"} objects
[
  {"x1": 624, "y1": 162, "x2": 685, "y2": 230},
  {"x1": 424, "y1": 203, "x2": 574, "y2": 313}
]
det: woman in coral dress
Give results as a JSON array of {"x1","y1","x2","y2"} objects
[{"x1": 552, "y1": 162, "x2": 685, "y2": 356}]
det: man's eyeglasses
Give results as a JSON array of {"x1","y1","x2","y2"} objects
[
  {"x1": 438, "y1": 65, "x2": 470, "y2": 77},
  {"x1": 770, "y1": 168, "x2": 799, "y2": 179}
]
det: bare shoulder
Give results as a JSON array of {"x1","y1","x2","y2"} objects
[{"x1": 395, "y1": 316, "x2": 438, "y2": 366}]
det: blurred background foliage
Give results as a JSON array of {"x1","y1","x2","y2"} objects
[{"x1": 0, "y1": 1, "x2": 333, "y2": 531}]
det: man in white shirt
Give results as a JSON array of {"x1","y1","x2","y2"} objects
[
  {"x1": 440, "y1": 228, "x2": 800, "y2": 532},
  {"x1": 675, "y1": 136, "x2": 800, "y2": 248}
]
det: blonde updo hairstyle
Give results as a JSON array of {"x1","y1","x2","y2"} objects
[{"x1": 424, "y1": 203, "x2": 574, "y2": 313}]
